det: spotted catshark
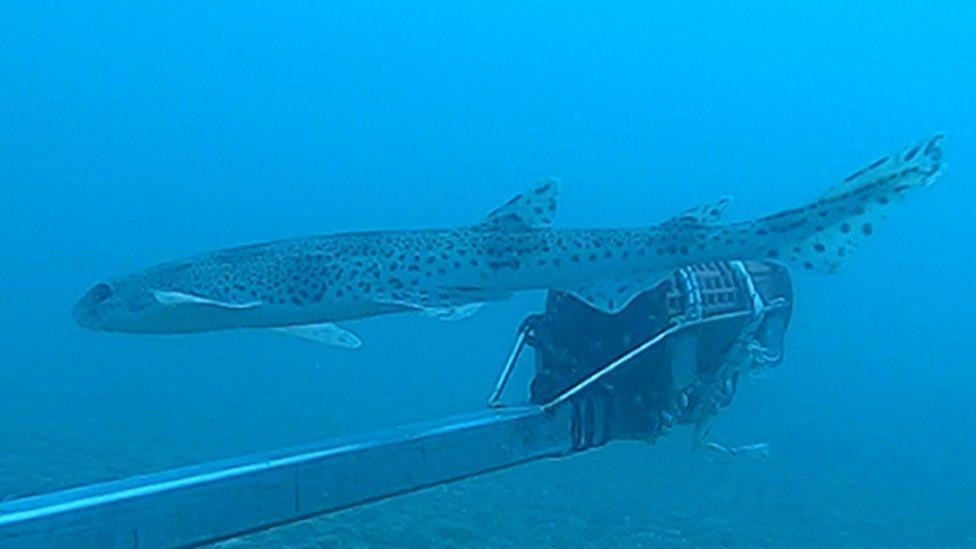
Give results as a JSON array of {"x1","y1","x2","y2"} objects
[{"x1": 73, "y1": 136, "x2": 945, "y2": 348}]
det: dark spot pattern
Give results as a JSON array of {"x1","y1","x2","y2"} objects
[{"x1": 159, "y1": 136, "x2": 946, "y2": 319}]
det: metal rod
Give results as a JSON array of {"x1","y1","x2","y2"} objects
[
  {"x1": 542, "y1": 310, "x2": 753, "y2": 411},
  {"x1": 487, "y1": 328, "x2": 529, "y2": 407}
]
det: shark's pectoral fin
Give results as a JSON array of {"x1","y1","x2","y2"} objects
[
  {"x1": 482, "y1": 178, "x2": 560, "y2": 229},
  {"x1": 558, "y1": 272, "x2": 670, "y2": 314},
  {"x1": 272, "y1": 323, "x2": 362, "y2": 349},
  {"x1": 152, "y1": 290, "x2": 262, "y2": 310}
]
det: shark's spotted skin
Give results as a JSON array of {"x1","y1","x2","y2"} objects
[
  {"x1": 747, "y1": 134, "x2": 944, "y2": 273},
  {"x1": 73, "y1": 136, "x2": 945, "y2": 345}
]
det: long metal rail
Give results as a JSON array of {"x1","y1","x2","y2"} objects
[{"x1": 0, "y1": 404, "x2": 593, "y2": 548}]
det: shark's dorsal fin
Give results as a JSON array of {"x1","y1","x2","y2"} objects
[
  {"x1": 152, "y1": 290, "x2": 262, "y2": 310},
  {"x1": 273, "y1": 323, "x2": 362, "y2": 349},
  {"x1": 663, "y1": 196, "x2": 733, "y2": 227},
  {"x1": 483, "y1": 178, "x2": 560, "y2": 229}
]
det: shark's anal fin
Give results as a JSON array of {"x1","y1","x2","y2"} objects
[
  {"x1": 152, "y1": 290, "x2": 262, "y2": 310},
  {"x1": 273, "y1": 323, "x2": 362, "y2": 349},
  {"x1": 559, "y1": 272, "x2": 669, "y2": 314},
  {"x1": 483, "y1": 178, "x2": 560, "y2": 229},
  {"x1": 376, "y1": 293, "x2": 487, "y2": 322},
  {"x1": 423, "y1": 302, "x2": 484, "y2": 321}
]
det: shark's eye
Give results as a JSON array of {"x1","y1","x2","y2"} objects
[{"x1": 91, "y1": 283, "x2": 113, "y2": 303}]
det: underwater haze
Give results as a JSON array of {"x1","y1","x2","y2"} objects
[{"x1": 1, "y1": 1, "x2": 974, "y2": 547}]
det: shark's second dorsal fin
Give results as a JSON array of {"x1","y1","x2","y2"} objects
[
  {"x1": 662, "y1": 196, "x2": 733, "y2": 227},
  {"x1": 483, "y1": 178, "x2": 560, "y2": 229}
]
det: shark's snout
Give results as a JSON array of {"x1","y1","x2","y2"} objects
[
  {"x1": 73, "y1": 282, "x2": 115, "y2": 330},
  {"x1": 72, "y1": 297, "x2": 99, "y2": 330}
]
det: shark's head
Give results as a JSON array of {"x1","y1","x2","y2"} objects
[
  {"x1": 74, "y1": 260, "x2": 270, "y2": 334},
  {"x1": 72, "y1": 274, "x2": 175, "y2": 333}
]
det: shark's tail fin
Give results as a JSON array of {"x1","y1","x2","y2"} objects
[{"x1": 762, "y1": 134, "x2": 945, "y2": 273}]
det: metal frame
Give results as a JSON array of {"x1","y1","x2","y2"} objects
[
  {"x1": 541, "y1": 309, "x2": 753, "y2": 410},
  {"x1": 487, "y1": 262, "x2": 767, "y2": 410}
]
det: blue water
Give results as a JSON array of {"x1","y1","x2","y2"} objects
[{"x1": 1, "y1": 2, "x2": 974, "y2": 547}]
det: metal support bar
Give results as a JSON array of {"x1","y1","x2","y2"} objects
[
  {"x1": 541, "y1": 310, "x2": 752, "y2": 411},
  {"x1": 0, "y1": 405, "x2": 580, "y2": 549},
  {"x1": 487, "y1": 327, "x2": 530, "y2": 407}
]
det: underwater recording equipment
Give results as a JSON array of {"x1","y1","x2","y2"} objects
[
  {"x1": 490, "y1": 259, "x2": 791, "y2": 452},
  {"x1": 1, "y1": 261, "x2": 792, "y2": 547}
]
